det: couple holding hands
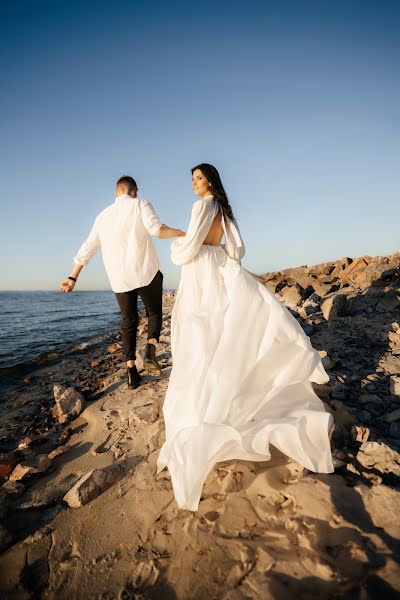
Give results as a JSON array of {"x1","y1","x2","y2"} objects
[{"x1": 60, "y1": 163, "x2": 333, "y2": 512}]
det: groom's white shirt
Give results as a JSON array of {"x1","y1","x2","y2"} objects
[{"x1": 74, "y1": 194, "x2": 162, "y2": 293}]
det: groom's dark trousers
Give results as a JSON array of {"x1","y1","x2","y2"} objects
[{"x1": 115, "y1": 270, "x2": 163, "y2": 361}]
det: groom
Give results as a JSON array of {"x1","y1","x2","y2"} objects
[{"x1": 60, "y1": 175, "x2": 184, "y2": 389}]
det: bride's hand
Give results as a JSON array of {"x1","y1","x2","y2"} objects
[{"x1": 177, "y1": 230, "x2": 186, "y2": 237}]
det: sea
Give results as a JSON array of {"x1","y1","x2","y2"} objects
[{"x1": 0, "y1": 291, "x2": 124, "y2": 370}]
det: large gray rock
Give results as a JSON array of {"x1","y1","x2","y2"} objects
[
  {"x1": 321, "y1": 294, "x2": 348, "y2": 320},
  {"x1": 63, "y1": 469, "x2": 114, "y2": 508},
  {"x1": 52, "y1": 385, "x2": 86, "y2": 424},
  {"x1": 279, "y1": 285, "x2": 302, "y2": 308}
]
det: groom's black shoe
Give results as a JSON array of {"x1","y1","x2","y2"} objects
[
  {"x1": 143, "y1": 343, "x2": 162, "y2": 376},
  {"x1": 127, "y1": 365, "x2": 142, "y2": 389}
]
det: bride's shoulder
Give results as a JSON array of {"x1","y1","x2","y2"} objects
[
  {"x1": 191, "y1": 198, "x2": 204, "y2": 211},
  {"x1": 193, "y1": 196, "x2": 214, "y2": 209}
]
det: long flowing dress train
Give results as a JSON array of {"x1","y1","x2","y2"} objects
[{"x1": 157, "y1": 196, "x2": 334, "y2": 511}]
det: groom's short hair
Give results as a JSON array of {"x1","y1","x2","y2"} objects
[{"x1": 116, "y1": 176, "x2": 138, "y2": 194}]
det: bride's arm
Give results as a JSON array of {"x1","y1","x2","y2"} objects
[{"x1": 171, "y1": 199, "x2": 218, "y2": 265}]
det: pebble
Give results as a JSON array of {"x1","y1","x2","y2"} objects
[
  {"x1": 48, "y1": 445, "x2": 68, "y2": 460},
  {"x1": 63, "y1": 468, "x2": 115, "y2": 508}
]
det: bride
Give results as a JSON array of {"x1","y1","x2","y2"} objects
[{"x1": 157, "y1": 163, "x2": 334, "y2": 511}]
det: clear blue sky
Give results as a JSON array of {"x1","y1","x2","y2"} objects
[{"x1": 1, "y1": 0, "x2": 399, "y2": 291}]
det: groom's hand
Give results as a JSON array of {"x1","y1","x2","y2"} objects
[
  {"x1": 177, "y1": 230, "x2": 186, "y2": 237},
  {"x1": 60, "y1": 278, "x2": 76, "y2": 293}
]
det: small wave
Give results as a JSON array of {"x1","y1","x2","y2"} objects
[
  {"x1": 44, "y1": 313, "x2": 119, "y2": 325},
  {"x1": 0, "y1": 327, "x2": 119, "y2": 374}
]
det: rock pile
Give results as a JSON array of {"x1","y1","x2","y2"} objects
[
  {"x1": 261, "y1": 251, "x2": 400, "y2": 486},
  {"x1": 261, "y1": 252, "x2": 400, "y2": 320}
]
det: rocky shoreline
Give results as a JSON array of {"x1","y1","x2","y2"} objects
[{"x1": 0, "y1": 264, "x2": 399, "y2": 598}]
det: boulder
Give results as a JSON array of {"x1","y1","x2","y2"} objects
[
  {"x1": 339, "y1": 256, "x2": 371, "y2": 288},
  {"x1": 279, "y1": 286, "x2": 302, "y2": 308},
  {"x1": 63, "y1": 469, "x2": 114, "y2": 508},
  {"x1": 52, "y1": 385, "x2": 86, "y2": 424},
  {"x1": 9, "y1": 454, "x2": 51, "y2": 481},
  {"x1": 364, "y1": 264, "x2": 399, "y2": 289},
  {"x1": 331, "y1": 257, "x2": 353, "y2": 278},
  {"x1": 321, "y1": 294, "x2": 348, "y2": 320},
  {"x1": 307, "y1": 262, "x2": 335, "y2": 277},
  {"x1": 356, "y1": 441, "x2": 400, "y2": 476},
  {"x1": 263, "y1": 279, "x2": 278, "y2": 294},
  {"x1": 379, "y1": 355, "x2": 400, "y2": 375},
  {"x1": 388, "y1": 331, "x2": 400, "y2": 345},
  {"x1": 295, "y1": 279, "x2": 315, "y2": 300},
  {"x1": 303, "y1": 301, "x2": 320, "y2": 316}
]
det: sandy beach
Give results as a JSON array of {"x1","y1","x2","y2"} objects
[{"x1": 1, "y1": 260, "x2": 400, "y2": 599}]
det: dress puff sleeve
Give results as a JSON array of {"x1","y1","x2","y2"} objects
[{"x1": 171, "y1": 199, "x2": 219, "y2": 265}]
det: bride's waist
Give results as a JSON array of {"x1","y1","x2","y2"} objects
[{"x1": 194, "y1": 244, "x2": 226, "y2": 261}]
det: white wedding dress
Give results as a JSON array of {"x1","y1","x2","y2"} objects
[{"x1": 157, "y1": 196, "x2": 334, "y2": 511}]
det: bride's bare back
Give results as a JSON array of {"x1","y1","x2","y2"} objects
[{"x1": 202, "y1": 211, "x2": 223, "y2": 246}]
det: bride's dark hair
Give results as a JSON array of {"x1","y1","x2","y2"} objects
[{"x1": 191, "y1": 163, "x2": 235, "y2": 220}]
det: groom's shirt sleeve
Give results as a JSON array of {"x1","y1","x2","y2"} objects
[
  {"x1": 139, "y1": 200, "x2": 162, "y2": 235},
  {"x1": 73, "y1": 217, "x2": 101, "y2": 266}
]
